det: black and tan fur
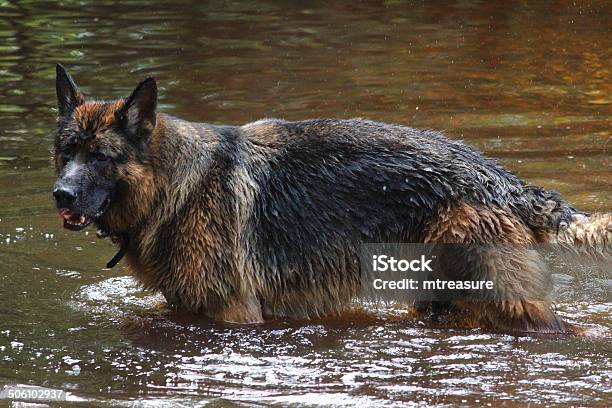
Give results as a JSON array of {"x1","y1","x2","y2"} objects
[{"x1": 51, "y1": 65, "x2": 611, "y2": 332}]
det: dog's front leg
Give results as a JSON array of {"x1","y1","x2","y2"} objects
[{"x1": 213, "y1": 293, "x2": 264, "y2": 324}]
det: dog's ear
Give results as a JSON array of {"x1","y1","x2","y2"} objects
[
  {"x1": 56, "y1": 64, "x2": 84, "y2": 117},
  {"x1": 117, "y1": 77, "x2": 157, "y2": 140}
]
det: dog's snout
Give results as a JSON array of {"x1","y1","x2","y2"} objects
[{"x1": 53, "y1": 185, "x2": 77, "y2": 207}]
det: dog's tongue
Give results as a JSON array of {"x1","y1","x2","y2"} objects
[
  {"x1": 59, "y1": 208, "x2": 85, "y2": 224},
  {"x1": 58, "y1": 208, "x2": 91, "y2": 230},
  {"x1": 58, "y1": 208, "x2": 74, "y2": 220}
]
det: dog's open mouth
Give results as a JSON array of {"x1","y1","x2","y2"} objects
[{"x1": 58, "y1": 198, "x2": 110, "y2": 231}]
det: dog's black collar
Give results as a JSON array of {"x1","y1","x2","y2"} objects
[{"x1": 106, "y1": 233, "x2": 129, "y2": 269}]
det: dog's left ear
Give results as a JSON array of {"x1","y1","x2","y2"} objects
[
  {"x1": 56, "y1": 64, "x2": 84, "y2": 117},
  {"x1": 117, "y1": 77, "x2": 157, "y2": 140}
]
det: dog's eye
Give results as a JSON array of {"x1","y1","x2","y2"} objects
[{"x1": 94, "y1": 152, "x2": 109, "y2": 161}]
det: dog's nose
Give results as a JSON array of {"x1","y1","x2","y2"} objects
[{"x1": 53, "y1": 186, "x2": 76, "y2": 206}]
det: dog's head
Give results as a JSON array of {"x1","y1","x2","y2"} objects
[{"x1": 52, "y1": 64, "x2": 157, "y2": 232}]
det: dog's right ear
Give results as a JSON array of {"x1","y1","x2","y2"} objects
[{"x1": 56, "y1": 64, "x2": 84, "y2": 117}]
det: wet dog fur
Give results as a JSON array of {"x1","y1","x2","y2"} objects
[{"x1": 51, "y1": 65, "x2": 610, "y2": 333}]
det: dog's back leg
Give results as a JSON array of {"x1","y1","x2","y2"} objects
[{"x1": 425, "y1": 204, "x2": 574, "y2": 333}]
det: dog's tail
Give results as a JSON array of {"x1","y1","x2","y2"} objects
[
  {"x1": 557, "y1": 212, "x2": 611, "y2": 253},
  {"x1": 519, "y1": 185, "x2": 610, "y2": 253}
]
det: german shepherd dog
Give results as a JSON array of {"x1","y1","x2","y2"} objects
[{"x1": 52, "y1": 65, "x2": 610, "y2": 333}]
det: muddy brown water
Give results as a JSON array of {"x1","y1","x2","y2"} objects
[{"x1": 0, "y1": 1, "x2": 610, "y2": 406}]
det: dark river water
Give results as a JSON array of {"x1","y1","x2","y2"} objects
[{"x1": 0, "y1": 1, "x2": 610, "y2": 406}]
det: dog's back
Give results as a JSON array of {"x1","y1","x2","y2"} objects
[{"x1": 243, "y1": 118, "x2": 576, "y2": 236}]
